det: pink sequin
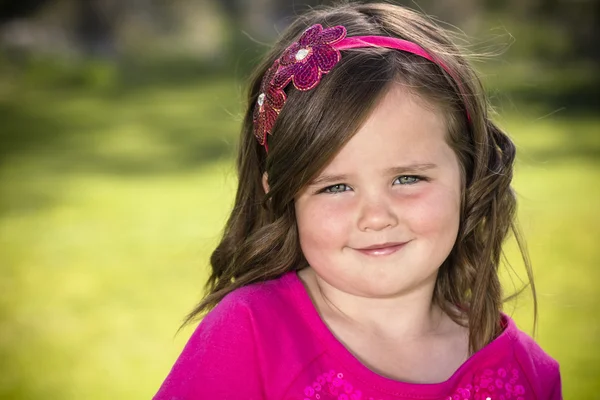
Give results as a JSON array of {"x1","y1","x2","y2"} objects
[
  {"x1": 302, "y1": 370, "x2": 379, "y2": 400},
  {"x1": 451, "y1": 363, "x2": 527, "y2": 400}
]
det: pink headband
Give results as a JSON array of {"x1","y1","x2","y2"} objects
[{"x1": 253, "y1": 24, "x2": 469, "y2": 151}]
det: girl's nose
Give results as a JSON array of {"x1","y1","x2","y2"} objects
[{"x1": 357, "y1": 195, "x2": 399, "y2": 232}]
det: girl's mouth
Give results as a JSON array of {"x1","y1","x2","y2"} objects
[{"x1": 354, "y1": 242, "x2": 408, "y2": 256}]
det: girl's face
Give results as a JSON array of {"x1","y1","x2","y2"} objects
[{"x1": 294, "y1": 84, "x2": 462, "y2": 298}]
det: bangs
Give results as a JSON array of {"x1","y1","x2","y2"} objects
[{"x1": 265, "y1": 49, "x2": 395, "y2": 206}]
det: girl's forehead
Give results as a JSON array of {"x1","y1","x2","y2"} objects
[
  {"x1": 362, "y1": 84, "x2": 446, "y2": 132},
  {"x1": 322, "y1": 85, "x2": 450, "y2": 171}
]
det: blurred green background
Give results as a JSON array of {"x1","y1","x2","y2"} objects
[{"x1": 0, "y1": 0, "x2": 598, "y2": 399}]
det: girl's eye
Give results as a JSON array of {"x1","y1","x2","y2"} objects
[
  {"x1": 318, "y1": 176, "x2": 424, "y2": 194},
  {"x1": 394, "y1": 175, "x2": 421, "y2": 185},
  {"x1": 322, "y1": 184, "x2": 350, "y2": 194}
]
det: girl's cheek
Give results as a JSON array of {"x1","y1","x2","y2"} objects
[
  {"x1": 300, "y1": 197, "x2": 353, "y2": 236},
  {"x1": 405, "y1": 186, "x2": 460, "y2": 235}
]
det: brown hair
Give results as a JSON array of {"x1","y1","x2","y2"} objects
[{"x1": 184, "y1": 1, "x2": 536, "y2": 354}]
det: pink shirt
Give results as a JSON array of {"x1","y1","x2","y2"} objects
[{"x1": 154, "y1": 271, "x2": 561, "y2": 399}]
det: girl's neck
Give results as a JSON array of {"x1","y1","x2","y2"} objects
[
  {"x1": 297, "y1": 267, "x2": 470, "y2": 383},
  {"x1": 298, "y1": 266, "x2": 457, "y2": 342}
]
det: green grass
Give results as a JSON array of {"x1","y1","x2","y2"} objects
[
  {"x1": 499, "y1": 114, "x2": 600, "y2": 397},
  {"x1": 0, "y1": 67, "x2": 598, "y2": 398}
]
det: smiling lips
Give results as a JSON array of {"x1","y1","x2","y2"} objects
[{"x1": 354, "y1": 242, "x2": 408, "y2": 256}]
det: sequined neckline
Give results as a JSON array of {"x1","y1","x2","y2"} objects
[{"x1": 283, "y1": 270, "x2": 516, "y2": 398}]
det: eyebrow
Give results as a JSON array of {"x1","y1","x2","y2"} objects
[{"x1": 309, "y1": 163, "x2": 438, "y2": 186}]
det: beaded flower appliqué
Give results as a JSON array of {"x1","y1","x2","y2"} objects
[
  {"x1": 301, "y1": 365, "x2": 528, "y2": 400},
  {"x1": 273, "y1": 24, "x2": 346, "y2": 91},
  {"x1": 253, "y1": 24, "x2": 346, "y2": 146}
]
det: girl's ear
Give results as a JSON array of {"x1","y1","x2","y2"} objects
[{"x1": 262, "y1": 172, "x2": 270, "y2": 194}]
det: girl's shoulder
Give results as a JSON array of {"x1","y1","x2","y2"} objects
[
  {"x1": 154, "y1": 271, "x2": 318, "y2": 399},
  {"x1": 472, "y1": 314, "x2": 562, "y2": 399},
  {"x1": 508, "y1": 316, "x2": 561, "y2": 376},
  {"x1": 211, "y1": 270, "x2": 301, "y2": 316},
  {"x1": 199, "y1": 270, "x2": 317, "y2": 344}
]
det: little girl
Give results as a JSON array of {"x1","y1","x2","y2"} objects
[{"x1": 154, "y1": 3, "x2": 561, "y2": 399}]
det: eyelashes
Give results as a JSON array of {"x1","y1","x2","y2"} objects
[{"x1": 317, "y1": 175, "x2": 426, "y2": 194}]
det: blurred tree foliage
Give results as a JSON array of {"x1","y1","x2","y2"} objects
[
  {"x1": 0, "y1": 0, "x2": 597, "y2": 114},
  {"x1": 0, "y1": 0, "x2": 598, "y2": 62}
]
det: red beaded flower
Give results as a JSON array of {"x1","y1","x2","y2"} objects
[
  {"x1": 253, "y1": 60, "x2": 287, "y2": 146},
  {"x1": 273, "y1": 24, "x2": 347, "y2": 91}
]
